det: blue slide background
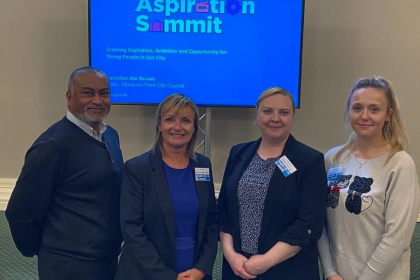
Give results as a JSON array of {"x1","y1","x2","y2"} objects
[{"x1": 90, "y1": 0, "x2": 304, "y2": 107}]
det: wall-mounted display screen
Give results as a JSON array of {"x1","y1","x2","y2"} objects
[{"x1": 89, "y1": 0, "x2": 305, "y2": 107}]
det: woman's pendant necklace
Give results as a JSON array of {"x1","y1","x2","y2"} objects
[
  {"x1": 355, "y1": 157, "x2": 370, "y2": 169},
  {"x1": 353, "y1": 144, "x2": 384, "y2": 169}
]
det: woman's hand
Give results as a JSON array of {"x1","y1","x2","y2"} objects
[
  {"x1": 327, "y1": 274, "x2": 344, "y2": 280},
  {"x1": 225, "y1": 252, "x2": 257, "y2": 279},
  {"x1": 177, "y1": 268, "x2": 205, "y2": 280},
  {"x1": 243, "y1": 254, "x2": 270, "y2": 275},
  {"x1": 219, "y1": 232, "x2": 256, "y2": 279}
]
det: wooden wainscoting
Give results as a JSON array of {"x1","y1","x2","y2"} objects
[{"x1": 0, "y1": 179, "x2": 16, "y2": 211}]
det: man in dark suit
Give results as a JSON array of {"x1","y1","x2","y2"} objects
[{"x1": 6, "y1": 66, "x2": 124, "y2": 280}]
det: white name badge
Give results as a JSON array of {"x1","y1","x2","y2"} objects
[
  {"x1": 274, "y1": 156, "x2": 297, "y2": 177},
  {"x1": 195, "y1": 168, "x2": 210, "y2": 181}
]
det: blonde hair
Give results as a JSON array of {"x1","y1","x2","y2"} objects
[
  {"x1": 153, "y1": 93, "x2": 199, "y2": 159},
  {"x1": 256, "y1": 86, "x2": 295, "y2": 114},
  {"x1": 333, "y1": 76, "x2": 410, "y2": 166}
]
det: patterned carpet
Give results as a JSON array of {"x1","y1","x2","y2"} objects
[{"x1": 0, "y1": 212, "x2": 419, "y2": 280}]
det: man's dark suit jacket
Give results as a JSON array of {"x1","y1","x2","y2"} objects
[
  {"x1": 218, "y1": 135, "x2": 327, "y2": 280},
  {"x1": 114, "y1": 149, "x2": 218, "y2": 280}
]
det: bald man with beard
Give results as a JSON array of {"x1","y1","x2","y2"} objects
[{"x1": 6, "y1": 66, "x2": 124, "y2": 280}]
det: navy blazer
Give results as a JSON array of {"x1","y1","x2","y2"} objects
[
  {"x1": 115, "y1": 149, "x2": 218, "y2": 280},
  {"x1": 218, "y1": 135, "x2": 327, "y2": 280}
]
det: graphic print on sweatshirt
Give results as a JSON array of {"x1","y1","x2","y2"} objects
[
  {"x1": 345, "y1": 176, "x2": 374, "y2": 214},
  {"x1": 327, "y1": 175, "x2": 352, "y2": 208}
]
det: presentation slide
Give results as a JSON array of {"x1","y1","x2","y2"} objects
[{"x1": 90, "y1": 0, "x2": 304, "y2": 107}]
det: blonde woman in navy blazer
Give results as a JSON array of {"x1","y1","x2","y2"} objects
[
  {"x1": 115, "y1": 94, "x2": 218, "y2": 280},
  {"x1": 218, "y1": 87, "x2": 327, "y2": 280}
]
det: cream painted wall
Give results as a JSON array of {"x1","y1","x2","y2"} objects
[{"x1": 1, "y1": 0, "x2": 419, "y2": 184}]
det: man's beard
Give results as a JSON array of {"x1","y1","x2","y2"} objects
[{"x1": 76, "y1": 106, "x2": 108, "y2": 128}]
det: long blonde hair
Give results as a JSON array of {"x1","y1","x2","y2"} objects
[{"x1": 333, "y1": 76, "x2": 410, "y2": 166}]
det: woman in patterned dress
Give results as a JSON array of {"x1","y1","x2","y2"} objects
[{"x1": 218, "y1": 87, "x2": 328, "y2": 280}]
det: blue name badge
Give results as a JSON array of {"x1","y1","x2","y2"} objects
[
  {"x1": 274, "y1": 156, "x2": 297, "y2": 177},
  {"x1": 195, "y1": 168, "x2": 210, "y2": 181},
  {"x1": 327, "y1": 166, "x2": 343, "y2": 180}
]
